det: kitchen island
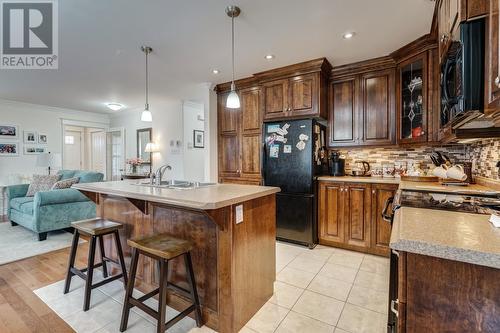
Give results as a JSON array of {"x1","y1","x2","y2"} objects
[{"x1": 72, "y1": 181, "x2": 280, "y2": 333}]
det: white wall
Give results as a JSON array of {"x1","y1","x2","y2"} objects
[
  {"x1": 183, "y1": 101, "x2": 205, "y2": 181},
  {"x1": 0, "y1": 99, "x2": 110, "y2": 185}
]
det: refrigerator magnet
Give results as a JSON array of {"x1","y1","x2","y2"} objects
[
  {"x1": 283, "y1": 123, "x2": 290, "y2": 130},
  {"x1": 283, "y1": 145, "x2": 292, "y2": 153},
  {"x1": 299, "y1": 133, "x2": 309, "y2": 141},
  {"x1": 269, "y1": 144, "x2": 279, "y2": 158},
  {"x1": 275, "y1": 135, "x2": 287, "y2": 143},
  {"x1": 267, "y1": 124, "x2": 280, "y2": 133},
  {"x1": 266, "y1": 133, "x2": 277, "y2": 145},
  {"x1": 276, "y1": 127, "x2": 288, "y2": 136},
  {"x1": 296, "y1": 140, "x2": 306, "y2": 151}
]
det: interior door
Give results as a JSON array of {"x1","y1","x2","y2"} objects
[
  {"x1": 106, "y1": 128, "x2": 125, "y2": 181},
  {"x1": 90, "y1": 130, "x2": 106, "y2": 175},
  {"x1": 64, "y1": 130, "x2": 82, "y2": 170}
]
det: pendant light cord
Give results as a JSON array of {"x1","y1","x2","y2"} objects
[
  {"x1": 145, "y1": 50, "x2": 149, "y2": 109},
  {"x1": 231, "y1": 14, "x2": 235, "y2": 87}
]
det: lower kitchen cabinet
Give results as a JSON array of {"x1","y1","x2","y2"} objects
[{"x1": 318, "y1": 180, "x2": 397, "y2": 256}]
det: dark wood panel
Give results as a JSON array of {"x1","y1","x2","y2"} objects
[
  {"x1": 467, "y1": 0, "x2": 488, "y2": 19},
  {"x1": 219, "y1": 134, "x2": 239, "y2": 177},
  {"x1": 240, "y1": 134, "x2": 261, "y2": 178},
  {"x1": 370, "y1": 184, "x2": 397, "y2": 256},
  {"x1": 290, "y1": 73, "x2": 317, "y2": 116},
  {"x1": 219, "y1": 93, "x2": 239, "y2": 134},
  {"x1": 344, "y1": 183, "x2": 371, "y2": 248},
  {"x1": 263, "y1": 79, "x2": 288, "y2": 120},
  {"x1": 219, "y1": 177, "x2": 262, "y2": 185},
  {"x1": 318, "y1": 182, "x2": 345, "y2": 245},
  {"x1": 360, "y1": 69, "x2": 395, "y2": 145},
  {"x1": 405, "y1": 253, "x2": 500, "y2": 333},
  {"x1": 328, "y1": 78, "x2": 358, "y2": 146},
  {"x1": 241, "y1": 88, "x2": 261, "y2": 132}
]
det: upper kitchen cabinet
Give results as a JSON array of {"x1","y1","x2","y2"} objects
[
  {"x1": 486, "y1": 0, "x2": 500, "y2": 118},
  {"x1": 397, "y1": 53, "x2": 429, "y2": 144},
  {"x1": 328, "y1": 57, "x2": 396, "y2": 147},
  {"x1": 256, "y1": 58, "x2": 331, "y2": 121}
]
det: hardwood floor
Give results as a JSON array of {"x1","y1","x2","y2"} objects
[{"x1": 0, "y1": 219, "x2": 90, "y2": 333}]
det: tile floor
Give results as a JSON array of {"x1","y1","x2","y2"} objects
[{"x1": 34, "y1": 242, "x2": 390, "y2": 333}]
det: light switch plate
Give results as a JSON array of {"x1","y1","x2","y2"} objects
[{"x1": 235, "y1": 204, "x2": 243, "y2": 224}]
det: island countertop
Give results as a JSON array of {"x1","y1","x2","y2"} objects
[
  {"x1": 390, "y1": 207, "x2": 500, "y2": 269},
  {"x1": 73, "y1": 181, "x2": 280, "y2": 210}
]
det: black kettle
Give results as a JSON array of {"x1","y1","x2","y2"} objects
[{"x1": 329, "y1": 151, "x2": 345, "y2": 176}]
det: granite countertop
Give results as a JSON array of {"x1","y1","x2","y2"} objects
[
  {"x1": 73, "y1": 181, "x2": 280, "y2": 210},
  {"x1": 399, "y1": 181, "x2": 499, "y2": 195},
  {"x1": 390, "y1": 207, "x2": 500, "y2": 269},
  {"x1": 317, "y1": 175, "x2": 400, "y2": 184}
]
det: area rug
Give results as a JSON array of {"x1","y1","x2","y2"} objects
[{"x1": 0, "y1": 222, "x2": 78, "y2": 265}]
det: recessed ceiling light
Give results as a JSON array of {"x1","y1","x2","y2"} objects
[
  {"x1": 212, "y1": 69, "x2": 220, "y2": 74},
  {"x1": 106, "y1": 103, "x2": 124, "y2": 111},
  {"x1": 265, "y1": 54, "x2": 275, "y2": 60},
  {"x1": 343, "y1": 32, "x2": 355, "y2": 39}
]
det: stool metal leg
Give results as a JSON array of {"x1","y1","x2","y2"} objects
[
  {"x1": 120, "y1": 248, "x2": 139, "y2": 332},
  {"x1": 157, "y1": 259, "x2": 169, "y2": 333},
  {"x1": 185, "y1": 252, "x2": 203, "y2": 327},
  {"x1": 114, "y1": 230, "x2": 128, "y2": 287},
  {"x1": 98, "y1": 235, "x2": 108, "y2": 278},
  {"x1": 83, "y1": 235, "x2": 97, "y2": 311},
  {"x1": 63, "y1": 230, "x2": 80, "y2": 294}
]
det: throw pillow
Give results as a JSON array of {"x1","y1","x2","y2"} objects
[
  {"x1": 51, "y1": 177, "x2": 80, "y2": 190},
  {"x1": 26, "y1": 174, "x2": 62, "y2": 197}
]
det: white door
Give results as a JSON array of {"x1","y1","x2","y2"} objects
[
  {"x1": 106, "y1": 128, "x2": 125, "y2": 181},
  {"x1": 90, "y1": 130, "x2": 106, "y2": 174},
  {"x1": 64, "y1": 130, "x2": 82, "y2": 170}
]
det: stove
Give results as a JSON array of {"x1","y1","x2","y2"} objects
[{"x1": 394, "y1": 189, "x2": 500, "y2": 215}]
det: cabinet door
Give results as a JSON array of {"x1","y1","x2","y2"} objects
[
  {"x1": 438, "y1": 0, "x2": 450, "y2": 60},
  {"x1": 219, "y1": 93, "x2": 239, "y2": 134},
  {"x1": 289, "y1": 73, "x2": 318, "y2": 117},
  {"x1": 328, "y1": 77, "x2": 359, "y2": 147},
  {"x1": 370, "y1": 184, "x2": 398, "y2": 256},
  {"x1": 318, "y1": 182, "x2": 345, "y2": 245},
  {"x1": 487, "y1": 0, "x2": 500, "y2": 114},
  {"x1": 241, "y1": 88, "x2": 261, "y2": 133},
  {"x1": 449, "y1": 0, "x2": 459, "y2": 34},
  {"x1": 397, "y1": 53, "x2": 428, "y2": 144},
  {"x1": 263, "y1": 79, "x2": 289, "y2": 120},
  {"x1": 360, "y1": 69, "x2": 395, "y2": 146},
  {"x1": 219, "y1": 134, "x2": 240, "y2": 178},
  {"x1": 344, "y1": 183, "x2": 371, "y2": 249},
  {"x1": 240, "y1": 88, "x2": 262, "y2": 179}
]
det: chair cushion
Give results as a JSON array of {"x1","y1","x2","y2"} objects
[
  {"x1": 51, "y1": 177, "x2": 80, "y2": 190},
  {"x1": 26, "y1": 174, "x2": 62, "y2": 197},
  {"x1": 10, "y1": 197, "x2": 34, "y2": 215}
]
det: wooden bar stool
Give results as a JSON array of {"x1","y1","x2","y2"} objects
[
  {"x1": 120, "y1": 234, "x2": 203, "y2": 333},
  {"x1": 64, "y1": 218, "x2": 128, "y2": 311}
]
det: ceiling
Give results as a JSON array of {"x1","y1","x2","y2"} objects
[{"x1": 0, "y1": 0, "x2": 435, "y2": 114}]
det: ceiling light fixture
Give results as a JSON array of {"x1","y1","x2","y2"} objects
[
  {"x1": 140, "y1": 45, "x2": 153, "y2": 122},
  {"x1": 106, "y1": 103, "x2": 124, "y2": 111},
  {"x1": 265, "y1": 54, "x2": 275, "y2": 60},
  {"x1": 212, "y1": 69, "x2": 220, "y2": 74},
  {"x1": 343, "y1": 32, "x2": 355, "y2": 39},
  {"x1": 225, "y1": 5, "x2": 241, "y2": 109}
]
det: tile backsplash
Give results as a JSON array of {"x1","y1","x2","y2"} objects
[{"x1": 331, "y1": 139, "x2": 500, "y2": 181}]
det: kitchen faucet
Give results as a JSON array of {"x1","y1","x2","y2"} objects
[{"x1": 150, "y1": 164, "x2": 172, "y2": 185}]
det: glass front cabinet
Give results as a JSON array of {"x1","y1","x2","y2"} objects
[{"x1": 397, "y1": 53, "x2": 428, "y2": 144}]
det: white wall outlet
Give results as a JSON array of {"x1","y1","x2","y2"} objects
[{"x1": 235, "y1": 204, "x2": 243, "y2": 224}]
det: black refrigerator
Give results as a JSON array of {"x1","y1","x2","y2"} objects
[{"x1": 262, "y1": 119, "x2": 326, "y2": 248}]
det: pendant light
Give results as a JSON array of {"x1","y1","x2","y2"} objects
[
  {"x1": 225, "y1": 5, "x2": 241, "y2": 109},
  {"x1": 141, "y1": 45, "x2": 153, "y2": 122}
]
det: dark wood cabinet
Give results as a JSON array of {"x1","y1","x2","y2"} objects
[
  {"x1": 319, "y1": 180, "x2": 393, "y2": 256},
  {"x1": 397, "y1": 53, "x2": 429, "y2": 144},
  {"x1": 328, "y1": 66, "x2": 395, "y2": 147},
  {"x1": 262, "y1": 73, "x2": 324, "y2": 120},
  {"x1": 328, "y1": 77, "x2": 358, "y2": 146},
  {"x1": 438, "y1": 0, "x2": 460, "y2": 61},
  {"x1": 218, "y1": 86, "x2": 262, "y2": 184},
  {"x1": 486, "y1": 0, "x2": 500, "y2": 119},
  {"x1": 371, "y1": 184, "x2": 398, "y2": 256}
]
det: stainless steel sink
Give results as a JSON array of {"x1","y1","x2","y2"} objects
[{"x1": 135, "y1": 180, "x2": 216, "y2": 190}]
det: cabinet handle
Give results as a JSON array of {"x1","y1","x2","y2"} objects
[
  {"x1": 390, "y1": 299, "x2": 399, "y2": 317},
  {"x1": 391, "y1": 249, "x2": 399, "y2": 258},
  {"x1": 495, "y1": 76, "x2": 500, "y2": 88}
]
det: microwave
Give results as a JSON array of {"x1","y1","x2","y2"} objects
[{"x1": 440, "y1": 19, "x2": 485, "y2": 129}]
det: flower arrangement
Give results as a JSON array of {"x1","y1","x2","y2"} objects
[{"x1": 126, "y1": 158, "x2": 143, "y2": 173}]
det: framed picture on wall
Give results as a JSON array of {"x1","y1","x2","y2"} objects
[
  {"x1": 193, "y1": 130, "x2": 204, "y2": 148},
  {"x1": 24, "y1": 131, "x2": 38, "y2": 144},
  {"x1": 39, "y1": 134, "x2": 48, "y2": 144},
  {"x1": 24, "y1": 146, "x2": 47, "y2": 155},
  {"x1": 0, "y1": 124, "x2": 19, "y2": 139},
  {"x1": 0, "y1": 143, "x2": 19, "y2": 156}
]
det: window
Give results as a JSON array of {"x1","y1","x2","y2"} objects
[{"x1": 65, "y1": 135, "x2": 75, "y2": 145}]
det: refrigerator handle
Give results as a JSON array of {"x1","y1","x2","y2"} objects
[{"x1": 261, "y1": 143, "x2": 267, "y2": 184}]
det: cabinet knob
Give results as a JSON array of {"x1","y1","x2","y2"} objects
[
  {"x1": 372, "y1": 190, "x2": 376, "y2": 194},
  {"x1": 495, "y1": 76, "x2": 500, "y2": 88}
]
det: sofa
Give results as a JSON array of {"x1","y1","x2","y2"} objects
[{"x1": 7, "y1": 170, "x2": 104, "y2": 241}]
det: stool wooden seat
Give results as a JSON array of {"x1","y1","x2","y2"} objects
[
  {"x1": 64, "y1": 218, "x2": 128, "y2": 311},
  {"x1": 120, "y1": 233, "x2": 203, "y2": 333}
]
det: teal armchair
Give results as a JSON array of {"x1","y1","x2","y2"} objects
[{"x1": 7, "y1": 170, "x2": 104, "y2": 241}]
